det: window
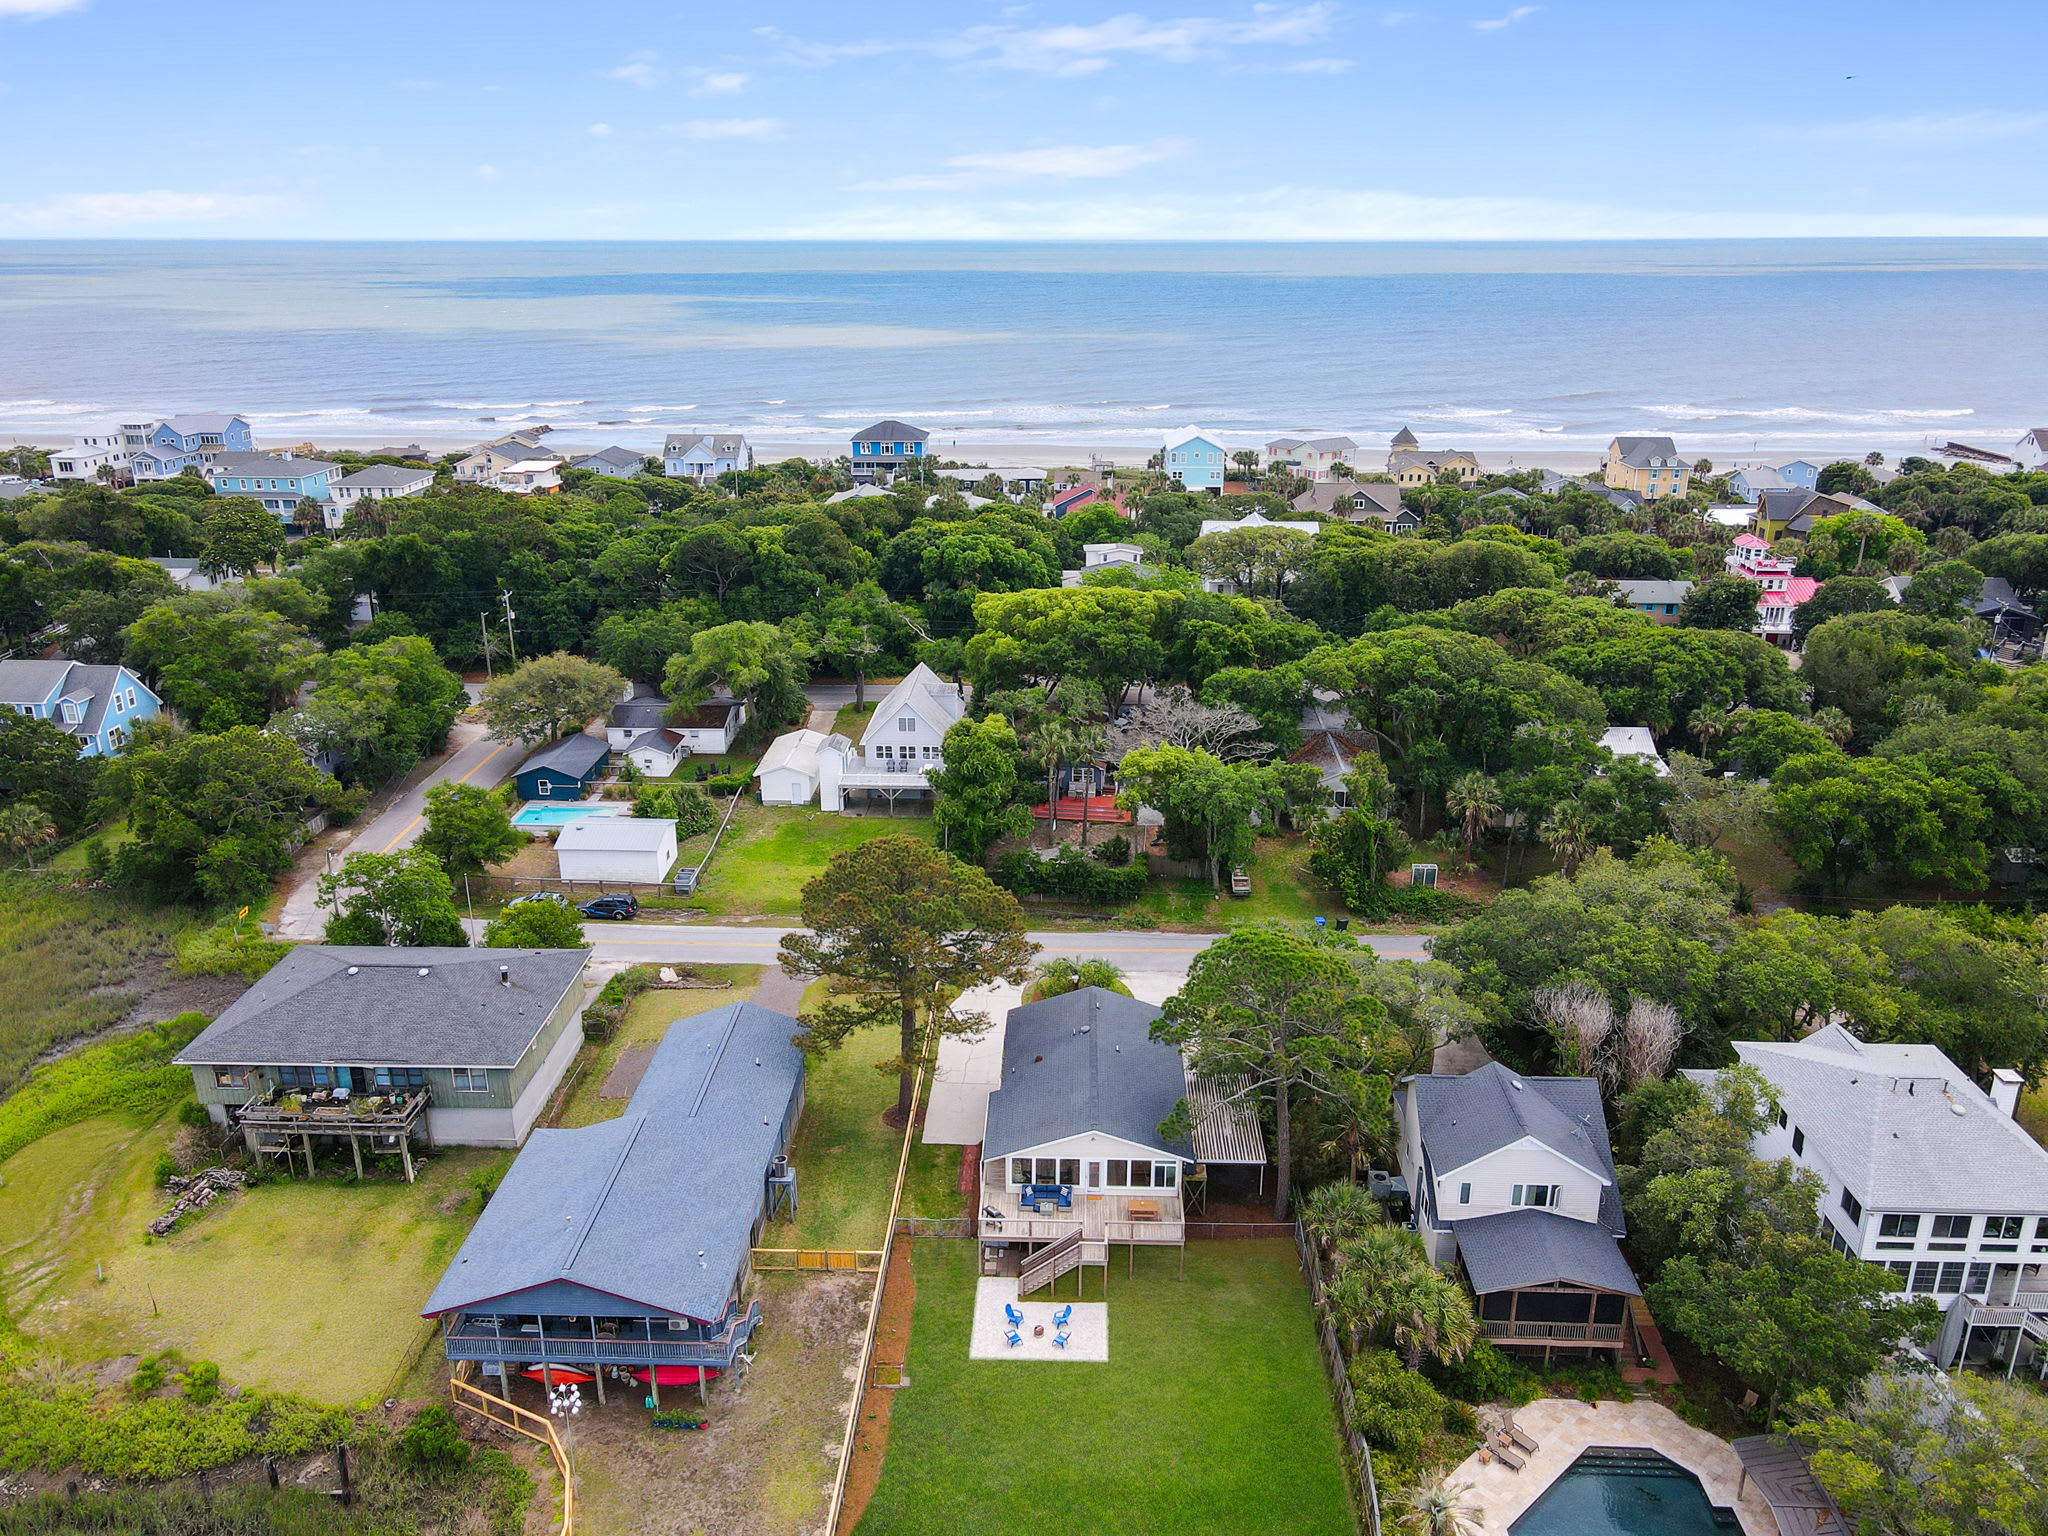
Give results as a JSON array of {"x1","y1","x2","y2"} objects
[
  {"x1": 1883, "y1": 1261, "x2": 1912, "y2": 1290},
  {"x1": 1876, "y1": 1214, "x2": 1920, "y2": 1249},
  {"x1": 2035, "y1": 1216, "x2": 2048, "y2": 1252},
  {"x1": 1107, "y1": 1159, "x2": 1128, "y2": 1186},
  {"x1": 451, "y1": 1067, "x2": 489, "y2": 1093},
  {"x1": 1511, "y1": 1184, "x2": 1558, "y2": 1208},
  {"x1": 1010, "y1": 1158, "x2": 1032, "y2": 1186},
  {"x1": 275, "y1": 1065, "x2": 332, "y2": 1090},
  {"x1": 1984, "y1": 1216, "x2": 2025, "y2": 1241},
  {"x1": 212, "y1": 1067, "x2": 252, "y2": 1088},
  {"x1": 1154, "y1": 1162, "x2": 1178, "y2": 1190},
  {"x1": 1931, "y1": 1215, "x2": 1972, "y2": 1250},
  {"x1": 1790, "y1": 1126, "x2": 1805, "y2": 1155},
  {"x1": 1458, "y1": 1182, "x2": 1471, "y2": 1205},
  {"x1": 1128, "y1": 1161, "x2": 1154, "y2": 1188},
  {"x1": 1839, "y1": 1189, "x2": 1863, "y2": 1225},
  {"x1": 1938, "y1": 1262, "x2": 1966, "y2": 1294},
  {"x1": 1967, "y1": 1262, "x2": 1993, "y2": 1296},
  {"x1": 1910, "y1": 1262, "x2": 1940, "y2": 1294},
  {"x1": 534, "y1": 778, "x2": 553, "y2": 795},
  {"x1": 1034, "y1": 1157, "x2": 1059, "y2": 1184},
  {"x1": 375, "y1": 1067, "x2": 427, "y2": 1090},
  {"x1": 897, "y1": 716, "x2": 916, "y2": 734},
  {"x1": 1058, "y1": 1158, "x2": 1080, "y2": 1186}
]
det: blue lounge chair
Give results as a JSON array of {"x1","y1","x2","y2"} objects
[
  {"x1": 1052, "y1": 1304, "x2": 1073, "y2": 1330},
  {"x1": 1004, "y1": 1302, "x2": 1024, "y2": 1328},
  {"x1": 1004, "y1": 1328, "x2": 1022, "y2": 1348},
  {"x1": 1052, "y1": 1330, "x2": 1070, "y2": 1349}
]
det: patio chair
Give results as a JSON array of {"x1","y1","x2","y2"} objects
[
  {"x1": 1492, "y1": 1440, "x2": 1525, "y2": 1472},
  {"x1": 1004, "y1": 1303, "x2": 1024, "y2": 1328},
  {"x1": 1052, "y1": 1304, "x2": 1073, "y2": 1331},
  {"x1": 1004, "y1": 1328, "x2": 1022, "y2": 1349},
  {"x1": 1052, "y1": 1331, "x2": 1070, "y2": 1349}
]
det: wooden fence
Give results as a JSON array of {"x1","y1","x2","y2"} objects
[
  {"x1": 893, "y1": 1215, "x2": 973, "y2": 1239},
  {"x1": 1293, "y1": 1221, "x2": 1381, "y2": 1536},
  {"x1": 752, "y1": 1247, "x2": 885, "y2": 1273},
  {"x1": 450, "y1": 1370, "x2": 575, "y2": 1536}
]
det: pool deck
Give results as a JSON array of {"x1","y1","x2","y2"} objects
[{"x1": 1449, "y1": 1398, "x2": 1776, "y2": 1536}]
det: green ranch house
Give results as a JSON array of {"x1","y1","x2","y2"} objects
[{"x1": 175, "y1": 947, "x2": 590, "y2": 1179}]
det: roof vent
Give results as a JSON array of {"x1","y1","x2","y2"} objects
[
  {"x1": 1950, "y1": 1101, "x2": 1967, "y2": 1117},
  {"x1": 1080, "y1": 1025, "x2": 1091, "y2": 1034},
  {"x1": 499, "y1": 965, "x2": 510, "y2": 987},
  {"x1": 1509, "y1": 1079, "x2": 1522, "y2": 1091},
  {"x1": 346, "y1": 966, "x2": 359, "y2": 976},
  {"x1": 418, "y1": 968, "x2": 431, "y2": 977}
]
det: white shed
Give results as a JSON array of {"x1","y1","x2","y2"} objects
[
  {"x1": 622, "y1": 728, "x2": 687, "y2": 778},
  {"x1": 757, "y1": 728, "x2": 832, "y2": 806},
  {"x1": 554, "y1": 817, "x2": 677, "y2": 884}
]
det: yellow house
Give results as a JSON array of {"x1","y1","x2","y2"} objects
[
  {"x1": 1603, "y1": 436, "x2": 1693, "y2": 500},
  {"x1": 1386, "y1": 427, "x2": 1482, "y2": 487}
]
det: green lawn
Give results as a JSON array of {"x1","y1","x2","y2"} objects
[
  {"x1": 0, "y1": 1108, "x2": 502, "y2": 1405},
  {"x1": 679, "y1": 804, "x2": 937, "y2": 919},
  {"x1": 555, "y1": 965, "x2": 760, "y2": 1129},
  {"x1": 0, "y1": 874, "x2": 196, "y2": 1090},
  {"x1": 859, "y1": 1239, "x2": 1353, "y2": 1536},
  {"x1": 1127, "y1": 835, "x2": 1347, "y2": 930},
  {"x1": 764, "y1": 1025, "x2": 906, "y2": 1252}
]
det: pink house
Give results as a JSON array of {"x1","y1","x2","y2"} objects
[{"x1": 1725, "y1": 534, "x2": 1817, "y2": 647}]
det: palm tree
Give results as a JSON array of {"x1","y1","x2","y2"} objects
[
  {"x1": 1537, "y1": 799, "x2": 1597, "y2": 875},
  {"x1": 1385, "y1": 1263, "x2": 1480, "y2": 1369},
  {"x1": 1812, "y1": 706, "x2": 1855, "y2": 747},
  {"x1": 1686, "y1": 704, "x2": 1729, "y2": 754},
  {"x1": 1324, "y1": 1227, "x2": 1435, "y2": 1352},
  {"x1": 1396, "y1": 1478, "x2": 1484, "y2": 1536},
  {"x1": 0, "y1": 802, "x2": 58, "y2": 870},
  {"x1": 1444, "y1": 772, "x2": 1501, "y2": 865},
  {"x1": 1298, "y1": 1181, "x2": 1382, "y2": 1259}
]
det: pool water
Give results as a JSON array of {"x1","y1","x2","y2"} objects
[
  {"x1": 1509, "y1": 1449, "x2": 1739, "y2": 1536},
  {"x1": 511, "y1": 803, "x2": 625, "y2": 828}
]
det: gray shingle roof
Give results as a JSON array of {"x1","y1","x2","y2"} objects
[
  {"x1": 335, "y1": 465, "x2": 434, "y2": 489},
  {"x1": 422, "y1": 1002, "x2": 804, "y2": 1320},
  {"x1": 515, "y1": 734, "x2": 610, "y2": 781},
  {"x1": 1407, "y1": 1063, "x2": 1624, "y2": 1233},
  {"x1": 982, "y1": 989, "x2": 1192, "y2": 1161},
  {"x1": 663, "y1": 433, "x2": 747, "y2": 457},
  {"x1": 0, "y1": 659, "x2": 77, "y2": 706},
  {"x1": 610, "y1": 697, "x2": 671, "y2": 732},
  {"x1": 1610, "y1": 436, "x2": 1684, "y2": 468},
  {"x1": 173, "y1": 947, "x2": 587, "y2": 1069},
  {"x1": 1612, "y1": 578, "x2": 1694, "y2": 607},
  {"x1": 0, "y1": 660, "x2": 135, "y2": 739},
  {"x1": 205, "y1": 454, "x2": 339, "y2": 477},
  {"x1": 1718, "y1": 1026, "x2": 2048, "y2": 1213},
  {"x1": 572, "y1": 447, "x2": 645, "y2": 476},
  {"x1": 852, "y1": 419, "x2": 929, "y2": 444},
  {"x1": 1451, "y1": 1209, "x2": 1640, "y2": 1295}
]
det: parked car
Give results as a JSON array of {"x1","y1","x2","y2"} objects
[
  {"x1": 579, "y1": 894, "x2": 639, "y2": 921},
  {"x1": 507, "y1": 891, "x2": 568, "y2": 908}
]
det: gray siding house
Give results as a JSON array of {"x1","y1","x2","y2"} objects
[{"x1": 175, "y1": 947, "x2": 589, "y2": 1166}]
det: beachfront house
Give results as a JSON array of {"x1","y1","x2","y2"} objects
[
  {"x1": 1386, "y1": 427, "x2": 1481, "y2": 487},
  {"x1": 421, "y1": 1001, "x2": 802, "y2": 1407},
  {"x1": 1689, "y1": 1026, "x2": 2048, "y2": 1377},
  {"x1": 850, "y1": 420, "x2": 929, "y2": 484},
  {"x1": 2015, "y1": 430, "x2": 2048, "y2": 472},
  {"x1": 120, "y1": 414, "x2": 254, "y2": 480},
  {"x1": 1602, "y1": 437, "x2": 1693, "y2": 501},
  {"x1": 1396, "y1": 1062, "x2": 1645, "y2": 1363},
  {"x1": 331, "y1": 465, "x2": 435, "y2": 526},
  {"x1": 202, "y1": 454, "x2": 341, "y2": 523},
  {"x1": 1724, "y1": 534, "x2": 1814, "y2": 647},
  {"x1": 50, "y1": 429, "x2": 132, "y2": 482},
  {"x1": 1163, "y1": 427, "x2": 1227, "y2": 493},
  {"x1": 513, "y1": 734, "x2": 610, "y2": 802},
  {"x1": 174, "y1": 946, "x2": 589, "y2": 1167},
  {"x1": 0, "y1": 659, "x2": 160, "y2": 757},
  {"x1": 569, "y1": 446, "x2": 647, "y2": 479},
  {"x1": 1611, "y1": 578, "x2": 1693, "y2": 623},
  {"x1": 554, "y1": 816, "x2": 677, "y2": 885},
  {"x1": 977, "y1": 989, "x2": 1265, "y2": 1289},
  {"x1": 1291, "y1": 480, "x2": 1420, "y2": 533},
  {"x1": 455, "y1": 434, "x2": 561, "y2": 491},
  {"x1": 663, "y1": 433, "x2": 753, "y2": 483},
  {"x1": 1266, "y1": 435, "x2": 1357, "y2": 481}
]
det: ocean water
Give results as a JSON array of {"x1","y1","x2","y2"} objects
[{"x1": 1, "y1": 239, "x2": 2045, "y2": 458}]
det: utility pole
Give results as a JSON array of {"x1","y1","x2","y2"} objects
[
  {"x1": 499, "y1": 590, "x2": 519, "y2": 665},
  {"x1": 480, "y1": 613, "x2": 495, "y2": 678}
]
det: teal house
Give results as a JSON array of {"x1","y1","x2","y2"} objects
[
  {"x1": 513, "y1": 734, "x2": 609, "y2": 801},
  {"x1": 1164, "y1": 426, "x2": 1227, "y2": 493}
]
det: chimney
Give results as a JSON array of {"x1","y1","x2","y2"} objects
[
  {"x1": 499, "y1": 965, "x2": 511, "y2": 988},
  {"x1": 1990, "y1": 1068, "x2": 2023, "y2": 1119}
]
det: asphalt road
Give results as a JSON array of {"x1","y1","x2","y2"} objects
[{"x1": 469, "y1": 922, "x2": 1433, "y2": 968}]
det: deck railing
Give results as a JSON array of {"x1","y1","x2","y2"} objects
[
  {"x1": 234, "y1": 1091, "x2": 428, "y2": 1134},
  {"x1": 1480, "y1": 1319, "x2": 1625, "y2": 1344},
  {"x1": 445, "y1": 1302, "x2": 761, "y2": 1368},
  {"x1": 450, "y1": 1373, "x2": 574, "y2": 1536}
]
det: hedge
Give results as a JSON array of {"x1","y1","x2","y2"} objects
[{"x1": 993, "y1": 847, "x2": 1149, "y2": 905}]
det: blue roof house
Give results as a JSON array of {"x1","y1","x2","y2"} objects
[
  {"x1": 512, "y1": 734, "x2": 610, "y2": 802},
  {"x1": 122, "y1": 414, "x2": 253, "y2": 479},
  {"x1": 1163, "y1": 427, "x2": 1227, "y2": 494},
  {"x1": 0, "y1": 659, "x2": 160, "y2": 757},
  {"x1": 203, "y1": 454, "x2": 341, "y2": 522},
  {"x1": 423, "y1": 1002, "x2": 806, "y2": 1403}
]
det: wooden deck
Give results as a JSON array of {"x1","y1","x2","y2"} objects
[{"x1": 977, "y1": 1183, "x2": 1185, "y2": 1246}]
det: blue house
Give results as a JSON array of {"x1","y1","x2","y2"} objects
[
  {"x1": 849, "y1": 419, "x2": 929, "y2": 483},
  {"x1": 422, "y1": 1002, "x2": 805, "y2": 1405},
  {"x1": 203, "y1": 454, "x2": 341, "y2": 521},
  {"x1": 512, "y1": 734, "x2": 610, "y2": 802},
  {"x1": 122, "y1": 414, "x2": 253, "y2": 480},
  {"x1": 0, "y1": 659, "x2": 159, "y2": 757},
  {"x1": 1163, "y1": 427, "x2": 1227, "y2": 494}
]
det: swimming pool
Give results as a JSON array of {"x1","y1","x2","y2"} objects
[
  {"x1": 1510, "y1": 1448, "x2": 1738, "y2": 1536},
  {"x1": 512, "y1": 803, "x2": 626, "y2": 829}
]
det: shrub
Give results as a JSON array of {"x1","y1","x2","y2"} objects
[
  {"x1": 397, "y1": 1403, "x2": 472, "y2": 1473},
  {"x1": 0, "y1": 1014, "x2": 208, "y2": 1168},
  {"x1": 173, "y1": 919, "x2": 293, "y2": 982},
  {"x1": 667, "y1": 781, "x2": 718, "y2": 838},
  {"x1": 993, "y1": 847, "x2": 1149, "y2": 905},
  {"x1": 177, "y1": 1360, "x2": 221, "y2": 1406},
  {"x1": 480, "y1": 900, "x2": 588, "y2": 950},
  {"x1": 1091, "y1": 834, "x2": 1134, "y2": 867},
  {"x1": 1348, "y1": 1349, "x2": 1451, "y2": 1459},
  {"x1": 152, "y1": 1151, "x2": 180, "y2": 1188},
  {"x1": 128, "y1": 1353, "x2": 172, "y2": 1396},
  {"x1": 1425, "y1": 1340, "x2": 1535, "y2": 1405},
  {"x1": 176, "y1": 1099, "x2": 213, "y2": 1130},
  {"x1": 581, "y1": 965, "x2": 654, "y2": 1043},
  {"x1": 705, "y1": 771, "x2": 749, "y2": 796}
]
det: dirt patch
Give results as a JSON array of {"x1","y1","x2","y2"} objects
[
  {"x1": 600, "y1": 1044, "x2": 657, "y2": 1100},
  {"x1": 836, "y1": 1238, "x2": 916, "y2": 1536}
]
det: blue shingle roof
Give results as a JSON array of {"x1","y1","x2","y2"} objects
[
  {"x1": 982, "y1": 989, "x2": 1191, "y2": 1161},
  {"x1": 514, "y1": 733, "x2": 609, "y2": 782},
  {"x1": 422, "y1": 1002, "x2": 804, "y2": 1322}
]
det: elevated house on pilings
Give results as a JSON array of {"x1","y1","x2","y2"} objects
[
  {"x1": 976, "y1": 988, "x2": 1266, "y2": 1295},
  {"x1": 421, "y1": 1002, "x2": 805, "y2": 1408},
  {"x1": 175, "y1": 947, "x2": 590, "y2": 1179}
]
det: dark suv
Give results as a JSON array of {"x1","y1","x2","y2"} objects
[{"x1": 578, "y1": 894, "x2": 639, "y2": 921}]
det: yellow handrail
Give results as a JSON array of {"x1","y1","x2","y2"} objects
[{"x1": 450, "y1": 1373, "x2": 576, "y2": 1536}]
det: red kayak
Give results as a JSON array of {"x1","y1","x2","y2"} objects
[
  {"x1": 520, "y1": 1365, "x2": 595, "y2": 1385},
  {"x1": 629, "y1": 1365, "x2": 720, "y2": 1387}
]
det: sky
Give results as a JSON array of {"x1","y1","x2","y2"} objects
[{"x1": 2, "y1": 0, "x2": 2047, "y2": 240}]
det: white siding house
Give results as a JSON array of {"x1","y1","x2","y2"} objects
[
  {"x1": 755, "y1": 728, "x2": 838, "y2": 806},
  {"x1": 554, "y1": 817, "x2": 678, "y2": 885},
  {"x1": 818, "y1": 663, "x2": 963, "y2": 812}
]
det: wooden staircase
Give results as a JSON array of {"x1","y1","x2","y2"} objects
[{"x1": 1018, "y1": 1229, "x2": 1086, "y2": 1297}]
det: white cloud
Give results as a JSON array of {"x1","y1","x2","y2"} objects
[
  {"x1": 667, "y1": 118, "x2": 787, "y2": 140},
  {"x1": 586, "y1": 123, "x2": 613, "y2": 137},
  {"x1": 0, "y1": 0, "x2": 88, "y2": 16},
  {"x1": 693, "y1": 70, "x2": 749, "y2": 95},
  {"x1": 0, "y1": 188, "x2": 289, "y2": 231},
  {"x1": 1801, "y1": 110, "x2": 2048, "y2": 144},
  {"x1": 768, "y1": 5, "x2": 1338, "y2": 76},
  {"x1": 476, "y1": 164, "x2": 500, "y2": 180},
  {"x1": 611, "y1": 52, "x2": 660, "y2": 88},
  {"x1": 1472, "y1": 6, "x2": 1539, "y2": 31},
  {"x1": 764, "y1": 184, "x2": 2048, "y2": 241},
  {"x1": 853, "y1": 138, "x2": 1191, "y2": 191}
]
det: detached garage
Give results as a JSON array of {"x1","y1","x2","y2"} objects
[{"x1": 555, "y1": 817, "x2": 678, "y2": 885}]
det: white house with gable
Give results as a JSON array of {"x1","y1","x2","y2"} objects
[
  {"x1": 755, "y1": 664, "x2": 964, "y2": 812},
  {"x1": 1689, "y1": 1025, "x2": 2048, "y2": 1374}
]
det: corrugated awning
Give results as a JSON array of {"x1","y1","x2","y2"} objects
[{"x1": 1186, "y1": 1073, "x2": 1267, "y2": 1167}]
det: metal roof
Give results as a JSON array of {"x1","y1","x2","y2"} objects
[
  {"x1": 423, "y1": 1002, "x2": 805, "y2": 1321},
  {"x1": 174, "y1": 947, "x2": 587, "y2": 1069},
  {"x1": 514, "y1": 733, "x2": 610, "y2": 781},
  {"x1": 1185, "y1": 1072, "x2": 1267, "y2": 1166},
  {"x1": 1407, "y1": 1064, "x2": 1625, "y2": 1233},
  {"x1": 982, "y1": 989, "x2": 1193, "y2": 1161},
  {"x1": 1450, "y1": 1209, "x2": 1640, "y2": 1296}
]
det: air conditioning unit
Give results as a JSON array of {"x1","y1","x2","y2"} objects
[
  {"x1": 667, "y1": 1318, "x2": 688, "y2": 1332},
  {"x1": 1411, "y1": 863, "x2": 1439, "y2": 889}
]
